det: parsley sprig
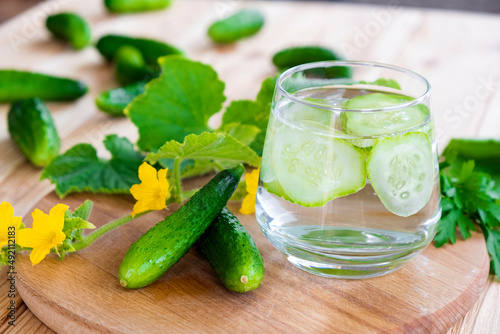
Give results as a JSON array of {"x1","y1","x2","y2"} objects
[{"x1": 436, "y1": 139, "x2": 500, "y2": 278}]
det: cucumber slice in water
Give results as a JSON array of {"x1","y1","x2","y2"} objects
[
  {"x1": 271, "y1": 123, "x2": 366, "y2": 207},
  {"x1": 367, "y1": 132, "x2": 434, "y2": 217},
  {"x1": 340, "y1": 93, "x2": 429, "y2": 148}
]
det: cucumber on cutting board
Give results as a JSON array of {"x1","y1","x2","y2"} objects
[
  {"x1": 119, "y1": 164, "x2": 245, "y2": 289},
  {"x1": 197, "y1": 207, "x2": 264, "y2": 293}
]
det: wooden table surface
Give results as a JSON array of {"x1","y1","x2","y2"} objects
[{"x1": 0, "y1": 0, "x2": 499, "y2": 332}]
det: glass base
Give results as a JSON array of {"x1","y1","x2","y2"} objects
[{"x1": 258, "y1": 219, "x2": 432, "y2": 279}]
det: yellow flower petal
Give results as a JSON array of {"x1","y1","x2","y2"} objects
[
  {"x1": 19, "y1": 204, "x2": 68, "y2": 265},
  {"x1": 0, "y1": 202, "x2": 22, "y2": 248},
  {"x1": 29, "y1": 247, "x2": 51, "y2": 265},
  {"x1": 240, "y1": 193, "x2": 256, "y2": 215},
  {"x1": 130, "y1": 163, "x2": 170, "y2": 217},
  {"x1": 240, "y1": 167, "x2": 260, "y2": 215}
]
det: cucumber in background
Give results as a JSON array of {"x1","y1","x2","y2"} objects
[
  {"x1": 96, "y1": 34, "x2": 184, "y2": 71},
  {"x1": 46, "y1": 12, "x2": 91, "y2": 50},
  {"x1": 8, "y1": 98, "x2": 61, "y2": 167},
  {"x1": 197, "y1": 207, "x2": 264, "y2": 293},
  {"x1": 208, "y1": 9, "x2": 264, "y2": 44},
  {"x1": 105, "y1": 0, "x2": 173, "y2": 13},
  {"x1": 119, "y1": 165, "x2": 245, "y2": 289},
  {"x1": 272, "y1": 46, "x2": 351, "y2": 77},
  {"x1": 0, "y1": 70, "x2": 88, "y2": 102},
  {"x1": 114, "y1": 46, "x2": 150, "y2": 85},
  {"x1": 96, "y1": 81, "x2": 146, "y2": 116}
]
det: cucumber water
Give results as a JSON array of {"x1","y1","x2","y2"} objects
[{"x1": 256, "y1": 86, "x2": 440, "y2": 270}]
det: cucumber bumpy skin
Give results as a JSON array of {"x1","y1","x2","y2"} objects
[
  {"x1": 197, "y1": 207, "x2": 264, "y2": 293},
  {"x1": 46, "y1": 12, "x2": 91, "y2": 50},
  {"x1": 114, "y1": 46, "x2": 150, "y2": 85},
  {"x1": 0, "y1": 70, "x2": 88, "y2": 102},
  {"x1": 8, "y1": 98, "x2": 60, "y2": 167},
  {"x1": 119, "y1": 164, "x2": 245, "y2": 289}
]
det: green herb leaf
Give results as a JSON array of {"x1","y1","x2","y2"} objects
[
  {"x1": 434, "y1": 209, "x2": 460, "y2": 247},
  {"x1": 359, "y1": 78, "x2": 401, "y2": 90},
  {"x1": 41, "y1": 135, "x2": 143, "y2": 197},
  {"x1": 146, "y1": 132, "x2": 260, "y2": 167},
  {"x1": 484, "y1": 227, "x2": 500, "y2": 279},
  {"x1": 127, "y1": 56, "x2": 226, "y2": 151}
]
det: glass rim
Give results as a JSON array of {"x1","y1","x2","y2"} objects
[{"x1": 276, "y1": 60, "x2": 432, "y2": 113}]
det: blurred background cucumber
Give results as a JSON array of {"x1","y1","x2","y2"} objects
[
  {"x1": 105, "y1": 0, "x2": 173, "y2": 13},
  {"x1": 0, "y1": 70, "x2": 88, "y2": 102},
  {"x1": 46, "y1": 12, "x2": 91, "y2": 50},
  {"x1": 8, "y1": 98, "x2": 61, "y2": 167},
  {"x1": 208, "y1": 9, "x2": 264, "y2": 44}
]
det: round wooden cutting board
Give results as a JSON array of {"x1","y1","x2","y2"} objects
[{"x1": 16, "y1": 187, "x2": 489, "y2": 334}]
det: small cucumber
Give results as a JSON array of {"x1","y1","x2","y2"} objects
[
  {"x1": 272, "y1": 46, "x2": 351, "y2": 77},
  {"x1": 0, "y1": 70, "x2": 88, "y2": 102},
  {"x1": 105, "y1": 0, "x2": 173, "y2": 13},
  {"x1": 8, "y1": 98, "x2": 60, "y2": 167},
  {"x1": 119, "y1": 164, "x2": 245, "y2": 289},
  {"x1": 96, "y1": 34, "x2": 184, "y2": 69},
  {"x1": 197, "y1": 207, "x2": 264, "y2": 293},
  {"x1": 114, "y1": 46, "x2": 150, "y2": 85},
  {"x1": 96, "y1": 81, "x2": 146, "y2": 116},
  {"x1": 208, "y1": 9, "x2": 264, "y2": 44},
  {"x1": 46, "y1": 12, "x2": 91, "y2": 50}
]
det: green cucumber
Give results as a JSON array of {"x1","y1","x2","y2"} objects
[
  {"x1": 208, "y1": 9, "x2": 264, "y2": 44},
  {"x1": 0, "y1": 70, "x2": 88, "y2": 102},
  {"x1": 96, "y1": 81, "x2": 146, "y2": 116},
  {"x1": 119, "y1": 164, "x2": 245, "y2": 289},
  {"x1": 272, "y1": 46, "x2": 351, "y2": 77},
  {"x1": 114, "y1": 46, "x2": 150, "y2": 85},
  {"x1": 272, "y1": 122, "x2": 366, "y2": 207},
  {"x1": 46, "y1": 12, "x2": 91, "y2": 50},
  {"x1": 96, "y1": 34, "x2": 184, "y2": 69},
  {"x1": 367, "y1": 132, "x2": 434, "y2": 217},
  {"x1": 197, "y1": 207, "x2": 264, "y2": 293},
  {"x1": 8, "y1": 98, "x2": 60, "y2": 167},
  {"x1": 359, "y1": 78, "x2": 401, "y2": 90},
  {"x1": 105, "y1": 0, "x2": 173, "y2": 13},
  {"x1": 340, "y1": 93, "x2": 429, "y2": 148}
]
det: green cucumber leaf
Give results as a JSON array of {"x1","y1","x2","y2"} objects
[
  {"x1": 221, "y1": 123, "x2": 260, "y2": 146},
  {"x1": 220, "y1": 75, "x2": 277, "y2": 155},
  {"x1": 146, "y1": 132, "x2": 260, "y2": 167},
  {"x1": 126, "y1": 56, "x2": 226, "y2": 151},
  {"x1": 41, "y1": 135, "x2": 143, "y2": 198}
]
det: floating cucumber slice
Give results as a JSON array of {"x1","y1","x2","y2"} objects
[
  {"x1": 272, "y1": 123, "x2": 366, "y2": 207},
  {"x1": 367, "y1": 132, "x2": 434, "y2": 217},
  {"x1": 340, "y1": 93, "x2": 429, "y2": 148}
]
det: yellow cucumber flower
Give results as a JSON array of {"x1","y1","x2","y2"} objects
[
  {"x1": 17, "y1": 204, "x2": 68, "y2": 265},
  {"x1": 0, "y1": 202, "x2": 22, "y2": 248},
  {"x1": 240, "y1": 167, "x2": 260, "y2": 215},
  {"x1": 130, "y1": 162, "x2": 170, "y2": 217}
]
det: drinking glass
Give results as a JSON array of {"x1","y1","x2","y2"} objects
[{"x1": 256, "y1": 61, "x2": 441, "y2": 279}]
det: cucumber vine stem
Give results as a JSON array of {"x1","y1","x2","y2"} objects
[
  {"x1": 72, "y1": 211, "x2": 150, "y2": 251},
  {"x1": 173, "y1": 157, "x2": 183, "y2": 202}
]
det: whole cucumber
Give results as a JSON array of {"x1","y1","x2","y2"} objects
[
  {"x1": 8, "y1": 98, "x2": 60, "y2": 167},
  {"x1": 208, "y1": 9, "x2": 264, "y2": 44},
  {"x1": 46, "y1": 12, "x2": 91, "y2": 50},
  {"x1": 114, "y1": 46, "x2": 150, "y2": 85},
  {"x1": 105, "y1": 0, "x2": 173, "y2": 13},
  {"x1": 197, "y1": 207, "x2": 264, "y2": 293},
  {"x1": 119, "y1": 164, "x2": 245, "y2": 289},
  {"x1": 96, "y1": 34, "x2": 184, "y2": 67},
  {"x1": 0, "y1": 70, "x2": 88, "y2": 102}
]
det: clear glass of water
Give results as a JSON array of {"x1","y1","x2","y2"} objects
[{"x1": 256, "y1": 61, "x2": 441, "y2": 279}]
